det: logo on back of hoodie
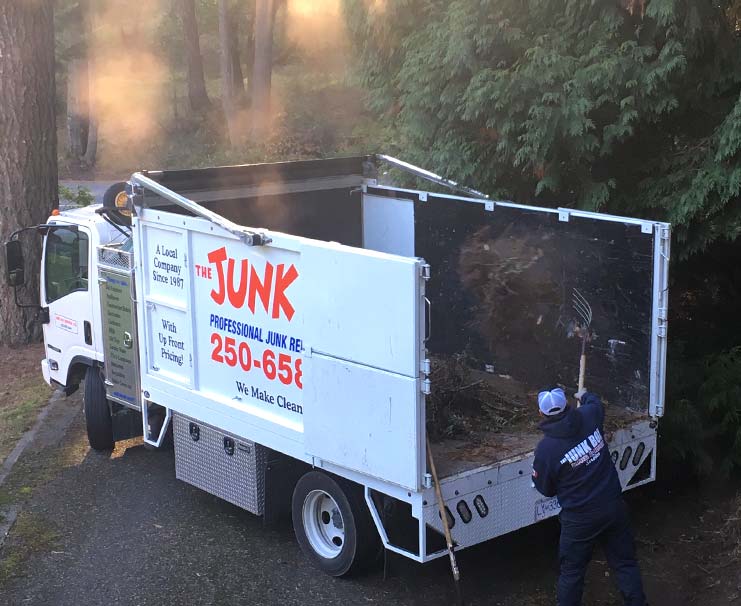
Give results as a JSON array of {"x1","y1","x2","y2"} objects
[{"x1": 559, "y1": 428, "x2": 605, "y2": 468}]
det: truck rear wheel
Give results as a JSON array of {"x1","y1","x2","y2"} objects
[
  {"x1": 84, "y1": 366, "x2": 114, "y2": 451},
  {"x1": 292, "y1": 470, "x2": 377, "y2": 577}
]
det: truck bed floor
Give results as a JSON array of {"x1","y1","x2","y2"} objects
[{"x1": 432, "y1": 404, "x2": 644, "y2": 479}]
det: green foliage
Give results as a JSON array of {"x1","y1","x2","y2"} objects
[
  {"x1": 659, "y1": 341, "x2": 713, "y2": 476},
  {"x1": 700, "y1": 346, "x2": 741, "y2": 475},
  {"x1": 659, "y1": 397, "x2": 713, "y2": 476},
  {"x1": 58, "y1": 185, "x2": 94, "y2": 207},
  {"x1": 344, "y1": 0, "x2": 741, "y2": 256}
]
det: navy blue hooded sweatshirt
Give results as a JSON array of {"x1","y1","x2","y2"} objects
[{"x1": 532, "y1": 392, "x2": 621, "y2": 512}]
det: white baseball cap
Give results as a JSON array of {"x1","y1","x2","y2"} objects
[{"x1": 538, "y1": 388, "x2": 567, "y2": 416}]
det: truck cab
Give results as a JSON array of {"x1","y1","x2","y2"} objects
[{"x1": 40, "y1": 205, "x2": 125, "y2": 392}]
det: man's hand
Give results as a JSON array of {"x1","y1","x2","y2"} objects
[{"x1": 575, "y1": 388, "x2": 587, "y2": 401}]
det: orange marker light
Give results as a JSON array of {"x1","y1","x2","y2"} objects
[{"x1": 51, "y1": 209, "x2": 60, "y2": 216}]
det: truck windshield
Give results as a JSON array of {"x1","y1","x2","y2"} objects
[{"x1": 44, "y1": 227, "x2": 89, "y2": 303}]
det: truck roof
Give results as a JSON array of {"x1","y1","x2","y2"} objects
[{"x1": 52, "y1": 204, "x2": 105, "y2": 225}]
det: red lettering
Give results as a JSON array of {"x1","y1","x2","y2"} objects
[
  {"x1": 248, "y1": 261, "x2": 273, "y2": 314},
  {"x1": 206, "y1": 247, "x2": 298, "y2": 321},
  {"x1": 227, "y1": 258, "x2": 249, "y2": 308},
  {"x1": 208, "y1": 247, "x2": 227, "y2": 304},
  {"x1": 272, "y1": 264, "x2": 298, "y2": 320},
  {"x1": 195, "y1": 264, "x2": 212, "y2": 279}
]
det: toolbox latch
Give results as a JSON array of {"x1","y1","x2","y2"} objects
[{"x1": 189, "y1": 422, "x2": 200, "y2": 442}]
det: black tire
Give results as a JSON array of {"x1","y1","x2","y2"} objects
[
  {"x1": 291, "y1": 470, "x2": 378, "y2": 577},
  {"x1": 83, "y1": 366, "x2": 114, "y2": 451},
  {"x1": 102, "y1": 181, "x2": 131, "y2": 226}
]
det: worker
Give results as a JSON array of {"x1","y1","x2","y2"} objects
[{"x1": 532, "y1": 387, "x2": 646, "y2": 606}]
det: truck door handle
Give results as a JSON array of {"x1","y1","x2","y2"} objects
[
  {"x1": 123, "y1": 331, "x2": 133, "y2": 349},
  {"x1": 84, "y1": 321, "x2": 92, "y2": 345}
]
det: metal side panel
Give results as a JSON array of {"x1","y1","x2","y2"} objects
[
  {"x1": 99, "y1": 269, "x2": 139, "y2": 406},
  {"x1": 304, "y1": 354, "x2": 423, "y2": 491},
  {"x1": 173, "y1": 413, "x2": 267, "y2": 515},
  {"x1": 298, "y1": 240, "x2": 424, "y2": 377},
  {"x1": 297, "y1": 241, "x2": 427, "y2": 491},
  {"x1": 98, "y1": 247, "x2": 140, "y2": 409},
  {"x1": 136, "y1": 220, "x2": 194, "y2": 388},
  {"x1": 362, "y1": 194, "x2": 415, "y2": 257}
]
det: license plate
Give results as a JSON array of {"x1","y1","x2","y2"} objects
[{"x1": 535, "y1": 496, "x2": 561, "y2": 521}]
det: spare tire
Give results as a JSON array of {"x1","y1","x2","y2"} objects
[{"x1": 102, "y1": 181, "x2": 131, "y2": 227}]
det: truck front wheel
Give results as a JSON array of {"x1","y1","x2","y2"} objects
[
  {"x1": 292, "y1": 471, "x2": 378, "y2": 577},
  {"x1": 83, "y1": 366, "x2": 114, "y2": 451}
]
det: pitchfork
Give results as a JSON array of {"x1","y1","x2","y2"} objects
[{"x1": 572, "y1": 289, "x2": 593, "y2": 398}]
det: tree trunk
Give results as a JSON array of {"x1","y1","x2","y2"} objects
[
  {"x1": 219, "y1": 0, "x2": 239, "y2": 145},
  {"x1": 83, "y1": 105, "x2": 98, "y2": 167},
  {"x1": 178, "y1": 0, "x2": 211, "y2": 112},
  {"x1": 251, "y1": 0, "x2": 275, "y2": 139},
  {"x1": 82, "y1": 0, "x2": 97, "y2": 167},
  {"x1": 229, "y1": 16, "x2": 245, "y2": 97},
  {"x1": 245, "y1": 0, "x2": 256, "y2": 89},
  {"x1": 66, "y1": 1, "x2": 90, "y2": 162},
  {"x1": 0, "y1": 0, "x2": 58, "y2": 345},
  {"x1": 67, "y1": 58, "x2": 88, "y2": 159}
]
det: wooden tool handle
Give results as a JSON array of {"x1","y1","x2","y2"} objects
[
  {"x1": 426, "y1": 436, "x2": 461, "y2": 583},
  {"x1": 577, "y1": 354, "x2": 586, "y2": 406}
]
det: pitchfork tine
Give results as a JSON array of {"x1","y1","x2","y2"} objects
[
  {"x1": 575, "y1": 301, "x2": 591, "y2": 324},
  {"x1": 572, "y1": 289, "x2": 592, "y2": 326}
]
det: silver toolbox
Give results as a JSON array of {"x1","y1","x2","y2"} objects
[{"x1": 173, "y1": 414, "x2": 267, "y2": 515}]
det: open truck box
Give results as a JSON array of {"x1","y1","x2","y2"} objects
[{"x1": 121, "y1": 155, "x2": 669, "y2": 563}]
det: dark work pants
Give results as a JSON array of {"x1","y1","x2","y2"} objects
[{"x1": 558, "y1": 498, "x2": 645, "y2": 606}]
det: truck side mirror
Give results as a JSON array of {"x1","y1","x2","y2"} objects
[{"x1": 5, "y1": 240, "x2": 25, "y2": 287}]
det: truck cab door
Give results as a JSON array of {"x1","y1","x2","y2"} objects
[{"x1": 41, "y1": 224, "x2": 96, "y2": 388}]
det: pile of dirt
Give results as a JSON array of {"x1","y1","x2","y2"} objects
[{"x1": 425, "y1": 353, "x2": 643, "y2": 444}]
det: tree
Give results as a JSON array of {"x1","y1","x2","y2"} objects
[
  {"x1": 61, "y1": 0, "x2": 97, "y2": 167},
  {"x1": 0, "y1": 0, "x2": 58, "y2": 344},
  {"x1": 228, "y1": 6, "x2": 246, "y2": 98},
  {"x1": 344, "y1": 0, "x2": 741, "y2": 258},
  {"x1": 243, "y1": 0, "x2": 256, "y2": 87},
  {"x1": 250, "y1": 0, "x2": 276, "y2": 138},
  {"x1": 178, "y1": 0, "x2": 211, "y2": 112},
  {"x1": 82, "y1": 0, "x2": 98, "y2": 167},
  {"x1": 220, "y1": 0, "x2": 246, "y2": 145}
]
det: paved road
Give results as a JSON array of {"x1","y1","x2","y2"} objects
[
  {"x1": 0, "y1": 394, "x2": 572, "y2": 606},
  {"x1": 3, "y1": 393, "x2": 689, "y2": 606}
]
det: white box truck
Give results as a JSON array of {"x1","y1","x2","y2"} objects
[{"x1": 5, "y1": 155, "x2": 669, "y2": 576}]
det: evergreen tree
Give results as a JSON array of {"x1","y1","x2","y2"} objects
[{"x1": 344, "y1": 0, "x2": 741, "y2": 256}]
